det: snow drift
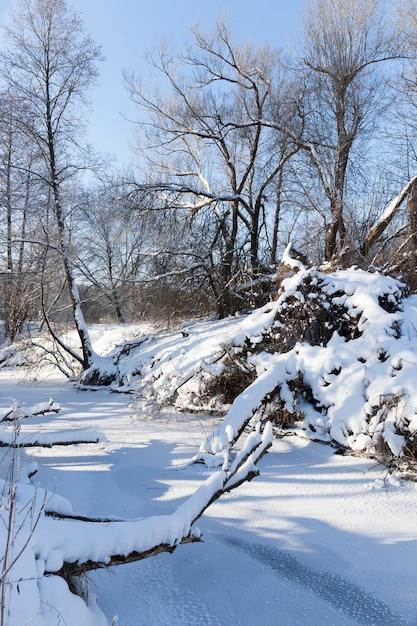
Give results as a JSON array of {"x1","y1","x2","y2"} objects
[{"x1": 74, "y1": 264, "x2": 417, "y2": 471}]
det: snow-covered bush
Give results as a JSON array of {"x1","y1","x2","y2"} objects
[
  {"x1": 262, "y1": 267, "x2": 414, "y2": 451},
  {"x1": 96, "y1": 263, "x2": 417, "y2": 473},
  {"x1": 198, "y1": 264, "x2": 417, "y2": 472}
]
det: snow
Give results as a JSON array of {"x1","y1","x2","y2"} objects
[
  {"x1": 365, "y1": 175, "x2": 417, "y2": 243},
  {"x1": 1, "y1": 266, "x2": 417, "y2": 624},
  {"x1": 0, "y1": 372, "x2": 271, "y2": 625},
  {"x1": 0, "y1": 374, "x2": 416, "y2": 625}
]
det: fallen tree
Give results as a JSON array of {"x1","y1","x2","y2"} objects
[
  {"x1": 195, "y1": 258, "x2": 417, "y2": 475},
  {"x1": 0, "y1": 399, "x2": 271, "y2": 624}
]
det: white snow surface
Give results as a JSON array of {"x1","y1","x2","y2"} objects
[
  {"x1": 0, "y1": 373, "x2": 416, "y2": 625},
  {"x1": 1, "y1": 267, "x2": 417, "y2": 623}
]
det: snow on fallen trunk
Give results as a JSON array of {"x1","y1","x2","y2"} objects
[
  {"x1": 0, "y1": 415, "x2": 271, "y2": 625},
  {"x1": 0, "y1": 428, "x2": 104, "y2": 447},
  {"x1": 79, "y1": 301, "x2": 285, "y2": 411},
  {"x1": 197, "y1": 353, "x2": 295, "y2": 464},
  {"x1": 1, "y1": 398, "x2": 60, "y2": 421},
  {"x1": 39, "y1": 422, "x2": 271, "y2": 574}
]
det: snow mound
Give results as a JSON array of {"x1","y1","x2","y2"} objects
[{"x1": 90, "y1": 266, "x2": 417, "y2": 469}]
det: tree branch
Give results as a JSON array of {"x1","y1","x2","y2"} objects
[{"x1": 40, "y1": 422, "x2": 272, "y2": 581}]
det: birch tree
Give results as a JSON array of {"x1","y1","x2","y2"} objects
[{"x1": 1, "y1": 0, "x2": 103, "y2": 370}]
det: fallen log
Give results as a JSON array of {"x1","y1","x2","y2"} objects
[
  {"x1": 39, "y1": 422, "x2": 272, "y2": 584},
  {"x1": 0, "y1": 428, "x2": 103, "y2": 447},
  {"x1": 0, "y1": 398, "x2": 61, "y2": 422}
]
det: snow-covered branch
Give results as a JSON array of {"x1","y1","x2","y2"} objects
[
  {"x1": 361, "y1": 176, "x2": 417, "y2": 256},
  {"x1": 138, "y1": 181, "x2": 244, "y2": 211},
  {"x1": 0, "y1": 399, "x2": 60, "y2": 422},
  {"x1": 31, "y1": 421, "x2": 271, "y2": 580}
]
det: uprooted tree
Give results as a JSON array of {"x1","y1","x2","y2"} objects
[{"x1": 73, "y1": 246, "x2": 417, "y2": 476}]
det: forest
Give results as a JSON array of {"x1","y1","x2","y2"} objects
[{"x1": 2, "y1": 0, "x2": 417, "y2": 353}]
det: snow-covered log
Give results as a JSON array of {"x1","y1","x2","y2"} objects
[
  {"x1": 40, "y1": 421, "x2": 271, "y2": 578},
  {"x1": 0, "y1": 417, "x2": 271, "y2": 623},
  {"x1": 0, "y1": 429, "x2": 103, "y2": 448},
  {"x1": 0, "y1": 399, "x2": 103, "y2": 448},
  {"x1": 1, "y1": 399, "x2": 60, "y2": 422}
]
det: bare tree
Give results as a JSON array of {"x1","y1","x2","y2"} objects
[
  {"x1": 74, "y1": 181, "x2": 154, "y2": 323},
  {"x1": 1, "y1": 0, "x2": 103, "y2": 370},
  {"x1": 266, "y1": 0, "x2": 406, "y2": 262},
  {"x1": 126, "y1": 20, "x2": 299, "y2": 316},
  {"x1": 349, "y1": 1, "x2": 417, "y2": 274},
  {"x1": 0, "y1": 90, "x2": 44, "y2": 343}
]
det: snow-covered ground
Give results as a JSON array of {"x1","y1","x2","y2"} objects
[{"x1": 1, "y1": 371, "x2": 416, "y2": 625}]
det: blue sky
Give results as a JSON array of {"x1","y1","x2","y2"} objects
[{"x1": 1, "y1": 0, "x2": 306, "y2": 166}]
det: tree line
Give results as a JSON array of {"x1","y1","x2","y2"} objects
[{"x1": 1, "y1": 0, "x2": 417, "y2": 375}]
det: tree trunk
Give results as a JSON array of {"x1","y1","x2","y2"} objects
[
  {"x1": 407, "y1": 179, "x2": 417, "y2": 286},
  {"x1": 361, "y1": 176, "x2": 417, "y2": 258},
  {"x1": 218, "y1": 203, "x2": 239, "y2": 317},
  {"x1": 325, "y1": 194, "x2": 346, "y2": 261},
  {"x1": 270, "y1": 170, "x2": 283, "y2": 266},
  {"x1": 46, "y1": 97, "x2": 96, "y2": 370},
  {"x1": 408, "y1": 179, "x2": 417, "y2": 256},
  {"x1": 53, "y1": 186, "x2": 96, "y2": 369}
]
